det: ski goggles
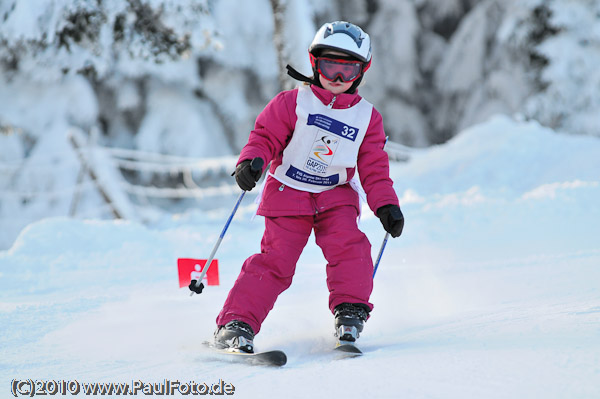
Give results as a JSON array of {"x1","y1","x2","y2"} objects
[{"x1": 316, "y1": 57, "x2": 364, "y2": 83}]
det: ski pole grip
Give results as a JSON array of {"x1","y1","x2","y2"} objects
[{"x1": 250, "y1": 157, "x2": 264, "y2": 173}]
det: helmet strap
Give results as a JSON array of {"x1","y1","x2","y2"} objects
[{"x1": 286, "y1": 64, "x2": 322, "y2": 87}]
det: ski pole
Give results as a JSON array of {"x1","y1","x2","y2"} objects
[
  {"x1": 372, "y1": 232, "x2": 389, "y2": 278},
  {"x1": 190, "y1": 157, "x2": 264, "y2": 296},
  {"x1": 372, "y1": 136, "x2": 391, "y2": 279}
]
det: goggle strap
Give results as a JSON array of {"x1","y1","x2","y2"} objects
[{"x1": 286, "y1": 64, "x2": 318, "y2": 85}]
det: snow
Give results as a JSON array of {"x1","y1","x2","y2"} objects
[
  {"x1": 2, "y1": 115, "x2": 599, "y2": 398},
  {"x1": 2, "y1": 0, "x2": 600, "y2": 396},
  {"x1": 524, "y1": 0, "x2": 600, "y2": 137},
  {"x1": 211, "y1": 0, "x2": 279, "y2": 78},
  {"x1": 135, "y1": 81, "x2": 231, "y2": 158},
  {"x1": 5, "y1": 0, "x2": 600, "y2": 249}
]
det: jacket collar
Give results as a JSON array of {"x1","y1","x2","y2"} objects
[{"x1": 309, "y1": 85, "x2": 362, "y2": 109}]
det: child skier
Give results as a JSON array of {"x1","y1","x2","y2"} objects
[{"x1": 206, "y1": 21, "x2": 403, "y2": 353}]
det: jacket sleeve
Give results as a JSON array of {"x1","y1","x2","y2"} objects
[
  {"x1": 237, "y1": 89, "x2": 298, "y2": 173},
  {"x1": 357, "y1": 108, "x2": 399, "y2": 215}
]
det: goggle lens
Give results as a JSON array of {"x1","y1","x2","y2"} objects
[{"x1": 317, "y1": 58, "x2": 363, "y2": 83}]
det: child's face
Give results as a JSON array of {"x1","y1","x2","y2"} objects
[
  {"x1": 319, "y1": 74, "x2": 353, "y2": 95},
  {"x1": 318, "y1": 50, "x2": 356, "y2": 95}
]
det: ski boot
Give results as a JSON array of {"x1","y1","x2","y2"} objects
[
  {"x1": 334, "y1": 303, "x2": 369, "y2": 344},
  {"x1": 214, "y1": 320, "x2": 255, "y2": 353}
]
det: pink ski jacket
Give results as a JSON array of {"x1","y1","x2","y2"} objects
[{"x1": 238, "y1": 84, "x2": 399, "y2": 217}]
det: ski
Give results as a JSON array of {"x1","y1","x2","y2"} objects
[
  {"x1": 203, "y1": 342, "x2": 287, "y2": 367},
  {"x1": 334, "y1": 341, "x2": 363, "y2": 357}
]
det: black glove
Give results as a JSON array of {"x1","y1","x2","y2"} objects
[
  {"x1": 189, "y1": 280, "x2": 204, "y2": 294},
  {"x1": 377, "y1": 204, "x2": 404, "y2": 238},
  {"x1": 234, "y1": 157, "x2": 264, "y2": 191}
]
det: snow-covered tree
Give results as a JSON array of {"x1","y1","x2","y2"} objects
[
  {"x1": 0, "y1": 0, "x2": 224, "y2": 247},
  {"x1": 0, "y1": 0, "x2": 214, "y2": 80},
  {"x1": 525, "y1": 0, "x2": 600, "y2": 137},
  {"x1": 2, "y1": 0, "x2": 600, "y2": 249}
]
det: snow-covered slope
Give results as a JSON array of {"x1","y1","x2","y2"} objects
[{"x1": 1, "y1": 116, "x2": 599, "y2": 398}]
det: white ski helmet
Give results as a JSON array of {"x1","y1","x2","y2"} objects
[{"x1": 309, "y1": 21, "x2": 372, "y2": 63}]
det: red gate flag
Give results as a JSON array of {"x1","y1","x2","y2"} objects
[{"x1": 177, "y1": 258, "x2": 220, "y2": 287}]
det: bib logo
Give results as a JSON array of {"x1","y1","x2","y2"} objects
[{"x1": 305, "y1": 134, "x2": 339, "y2": 174}]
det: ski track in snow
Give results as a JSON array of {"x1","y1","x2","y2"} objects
[{"x1": 1, "y1": 116, "x2": 600, "y2": 398}]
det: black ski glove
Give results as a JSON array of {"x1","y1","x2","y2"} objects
[
  {"x1": 377, "y1": 204, "x2": 404, "y2": 238},
  {"x1": 188, "y1": 280, "x2": 204, "y2": 294},
  {"x1": 234, "y1": 157, "x2": 264, "y2": 191}
]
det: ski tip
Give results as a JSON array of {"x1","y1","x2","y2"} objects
[
  {"x1": 263, "y1": 350, "x2": 287, "y2": 367},
  {"x1": 203, "y1": 341, "x2": 287, "y2": 367},
  {"x1": 335, "y1": 343, "x2": 363, "y2": 355}
]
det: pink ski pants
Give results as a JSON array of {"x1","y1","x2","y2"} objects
[{"x1": 216, "y1": 205, "x2": 374, "y2": 334}]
